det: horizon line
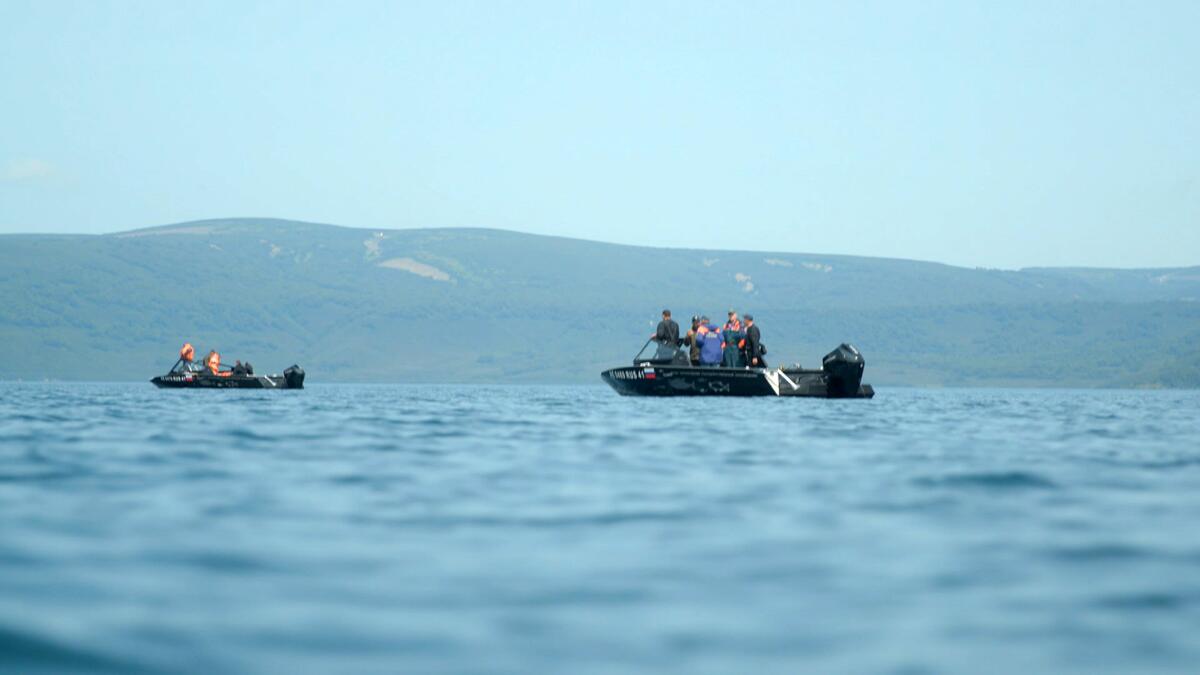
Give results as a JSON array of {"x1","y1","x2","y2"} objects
[{"x1": 3, "y1": 215, "x2": 1197, "y2": 273}]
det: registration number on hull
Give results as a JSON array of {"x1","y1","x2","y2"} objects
[
  {"x1": 609, "y1": 369, "x2": 654, "y2": 381},
  {"x1": 158, "y1": 375, "x2": 195, "y2": 383}
]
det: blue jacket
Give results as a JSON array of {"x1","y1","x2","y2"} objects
[{"x1": 696, "y1": 326, "x2": 723, "y2": 364}]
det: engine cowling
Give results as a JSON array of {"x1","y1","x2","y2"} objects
[
  {"x1": 822, "y1": 344, "x2": 864, "y2": 398},
  {"x1": 283, "y1": 365, "x2": 305, "y2": 389}
]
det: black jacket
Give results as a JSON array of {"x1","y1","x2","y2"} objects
[
  {"x1": 683, "y1": 323, "x2": 700, "y2": 361},
  {"x1": 655, "y1": 319, "x2": 680, "y2": 346},
  {"x1": 745, "y1": 324, "x2": 763, "y2": 358}
]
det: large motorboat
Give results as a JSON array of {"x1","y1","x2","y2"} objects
[{"x1": 601, "y1": 341, "x2": 874, "y2": 398}]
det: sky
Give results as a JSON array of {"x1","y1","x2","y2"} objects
[{"x1": 1, "y1": 1, "x2": 1197, "y2": 269}]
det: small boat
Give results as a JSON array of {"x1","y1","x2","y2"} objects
[
  {"x1": 601, "y1": 341, "x2": 874, "y2": 398},
  {"x1": 151, "y1": 362, "x2": 305, "y2": 389}
]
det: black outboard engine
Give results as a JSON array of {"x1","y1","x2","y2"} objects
[
  {"x1": 822, "y1": 344, "x2": 864, "y2": 398},
  {"x1": 283, "y1": 365, "x2": 305, "y2": 389}
]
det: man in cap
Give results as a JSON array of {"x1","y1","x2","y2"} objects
[
  {"x1": 651, "y1": 309, "x2": 680, "y2": 346},
  {"x1": 744, "y1": 314, "x2": 766, "y2": 368},
  {"x1": 722, "y1": 310, "x2": 745, "y2": 367}
]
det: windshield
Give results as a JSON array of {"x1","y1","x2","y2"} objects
[{"x1": 634, "y1": 339, "x2": 689, "y2": 366}]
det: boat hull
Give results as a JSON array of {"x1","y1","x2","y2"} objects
[
  {"x1": 151, "y1": 366, "x2": 305, "y2": 389},
  {"x1": 601, "y1": 365, "x2": 873, "y2": 398}
]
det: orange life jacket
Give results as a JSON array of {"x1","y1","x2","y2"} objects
[
  {"x1": 722, "y1": 321, "x2": 744, "y2": 349},
  {"x1": 207, "y1": 352, "x2": 233, "y2": 377},
  {"x1": 180, "y1": 343, "x2": 194, "y2": 361}
]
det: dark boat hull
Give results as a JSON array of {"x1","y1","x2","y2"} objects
[
  {"x1": 151, "y1": 366, "x2": 305, "y2": 389},
  {"x1": 600, "y1": 365, "x2": 873, "y2": 398}
]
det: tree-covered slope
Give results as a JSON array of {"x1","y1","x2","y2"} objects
[{"x1": 1, "y1": 218, "x2": 1197, "y2": 386}]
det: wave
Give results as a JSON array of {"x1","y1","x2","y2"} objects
[
  {"x1": 0, "y1": 624, "x2": 148, "y2": 674},
  {"x1": 913, "y1": 471, "x2": 1058, "y2": 490}
]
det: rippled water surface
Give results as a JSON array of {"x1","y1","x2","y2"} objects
[{"x1": 2, "y1": 383, "x2": 1199, "y2": 674}]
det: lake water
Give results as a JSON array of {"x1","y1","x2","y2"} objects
[{"x1": 1, "y1": 383, "x2": 1198, "y2": 674}]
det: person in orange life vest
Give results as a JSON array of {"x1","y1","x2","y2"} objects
[
  {"x1": 722, "y1": 310, "x2": 746, "y2": 367},
  {"x1": 204, "y1": 350, "x2": 233, "y2": 377},
  {"x1": 183, "y1": 343, "x2": 207, "y2": 373},
  {"x1": 176, "y1": 343, "x2": 201, "y2": 373}
]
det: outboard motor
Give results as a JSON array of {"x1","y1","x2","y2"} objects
[
  {"x1": 283, "y1": 365, "x2": 305, "y2": 389},
  {"x1": 822, "y1": 344, "x2": 864, "y2": 398}
]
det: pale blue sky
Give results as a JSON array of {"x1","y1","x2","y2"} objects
[{"x1": 1, "y1": 1, "x2": 1196, "y2": 268}]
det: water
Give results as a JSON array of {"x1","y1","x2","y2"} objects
[{"x1": 1, "y1": 383, "x2": 1199, "y2": 674}]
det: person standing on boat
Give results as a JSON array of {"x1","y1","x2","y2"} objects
[
  {"x1": 722, "y1": 310, "x2": 746, "y2": 367},
  {"x1": 682, "y1": 315, "x2": 701, "y2": 366},
  {"x1": 651, "y1": 309, "x2": 680, "y2": 346},
  {"x1": 744, "y1": 314, "x2": 766, "y2": 368},
  {"x1": 695, "y1": 316, "x2": 723, "y2": 367}
]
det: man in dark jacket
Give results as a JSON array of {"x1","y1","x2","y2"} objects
[
  {"x1": 682, "y1": 315, "x2": 701, "y2": 365},
  {"x1": 744, "y1": 314, "x2": 766, "y2": 368},
  {"x1": 651, "y1": 309, "x2": 680, "y2": 346}
]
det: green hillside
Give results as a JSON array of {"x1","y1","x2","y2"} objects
[{"x1": 1, "y1": 218, "x2": 1197, "y2": 386}]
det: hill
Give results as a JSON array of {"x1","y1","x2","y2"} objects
[{"x1": 1, "y1": 218, "x2": 1197, "y2": 386}]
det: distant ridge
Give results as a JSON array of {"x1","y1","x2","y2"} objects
[
  {"x1": 110, "y1": 217, "x2": 1200, "y2": 274},
  {"x1": 1, "y1": 218, "x2": 1197, "y2": 386}
]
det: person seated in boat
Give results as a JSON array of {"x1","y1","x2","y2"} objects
[
  {"x1": 175, "y1": 342, "x2": 201, "y2": 373},
  {"x1": 695, "y1": 316, "x2": 723, "y2": 367},
  {"x1": 203, "y1": 350, "x2": 218, "y2": 374},
  {"x1": 722, "y1": 311, "x2": 746, "y2": 367},
  {"x1": 232, "y1": 360, "x2": 247, "y2": 376},
  {"x1": 204, "y1": 350, "x2": 233, "y2": 377}
]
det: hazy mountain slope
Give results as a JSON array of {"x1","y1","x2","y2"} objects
[{"x1": 1, "y1": 218, "x2": 1197, "y2": 386}]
